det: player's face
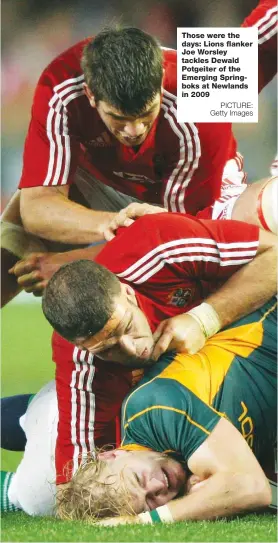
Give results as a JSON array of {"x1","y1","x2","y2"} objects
[
  {"x1": 75, "y1": 284, "x2": 155, "y2": 367},
  {"x1": 97, "y1": 449, "x2": 187, "y2": 513},
  {"x1": 95, "y1": 95, "x2": 161, "y2": 147}
]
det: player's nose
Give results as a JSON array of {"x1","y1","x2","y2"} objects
[
  {"x1": 143, "y1": 473, "x2": 165, "y2": 495},
  {"x1": 123, "y1": 121, "x2": 145, "y2": 137},
  {"x1": 118, "y1": 335, "x2": 137, "y2": 356}
]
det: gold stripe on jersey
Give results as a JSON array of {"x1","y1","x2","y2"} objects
[
  {"x1": 120, "y1": 444, "x2": 153, "y2": 452},
  {"x1": 124, "y1": 405, "x2": 211, "y2": 435},
  {"x1": 156, "y1": 320, "x2": 265, "y2": 405},
  {"x1": 120, "y1": 443, "x2": 177, "y2": 455},
  {"x1": 122, "y1": 376, "x2": 158, "y2": 427}
]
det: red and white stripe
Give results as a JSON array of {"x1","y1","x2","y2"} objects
[
  {"x1": 43, "y1": 75, "x2": 85, "y2": 187},
  {"x1": 161, "y1": 89, "x2": 201, "y2": 213},
  {"x1": 117, "y1": 238, "x2": 258, "y2": 284},
  {"x1": 221, "y1": 152, "x2": 246, "y2": 188},
  {"x1": 256, "y1": 5, "x2": 277, "y2": 44},
  {"x1": 70, "y1": 346, "x2": 95, "y2": 474}
]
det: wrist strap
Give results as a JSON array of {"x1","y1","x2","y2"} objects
[
  {"x1": 187, "y1": 302, "x2": 221, "y2": 339},
  {"x1": 155, "y1": 504, "x2": 174, "y2": 522},
  {"x1": 138, "y1": 505, "x2": 174, "y2": 524},
  {"x1": 138, "y1": 511, "x2": 153, "y2": 524}
]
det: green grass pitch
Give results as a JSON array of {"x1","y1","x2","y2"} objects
[{"x1": 1, "y1": 300, "x2": 277, "y2": 541}]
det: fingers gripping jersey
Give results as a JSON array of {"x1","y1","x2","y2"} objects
[
  {"x1": 121, "y1": 300, "x2": 277, "y2": 464},
  {"x1": 18, "y1": 41, "x2": 236, "y2": 215},
  {"x1": 52, "y1": 214, "x2": 260, "y2": 483},
  {"x1": 242, "y1": 0, "x2": 277, "y2": 92}
]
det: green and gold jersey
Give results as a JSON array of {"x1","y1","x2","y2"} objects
[{"x1": 121, "y1": 299, "x2": 277, "y2": 464}]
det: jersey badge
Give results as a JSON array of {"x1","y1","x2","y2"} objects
[
  {"x1": 168, "y1": 288, "x2": 192, "y2": 307},
  {"x1": 113, "y1": 171, "x2": 156, "y2": 184}
]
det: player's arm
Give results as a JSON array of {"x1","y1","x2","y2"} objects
[
  {"x1": 167, "y1": 418, "x2": 271, "y2": 520},
  {"x1": 149, "y1": 418, "x2": 271, "y2": 522},
  {"x1": 18, "y1": 75, "x2": 116, "y2": 244},
  {"x1": 204, "y1": 227, "x2": 277, "y2": 327},
  {"x1": 151, "y1": 218, "x2": 277, "y2": 358},
  {"x1": 20, "y1": 185, "x2": 116, "y2": 244},
  {"x1": 9, "y1": 242, "x2": 106, "y2": 296}
]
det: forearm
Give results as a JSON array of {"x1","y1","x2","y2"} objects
[
  {"x1": 20, "y1": 188, "x2": 116, "y2": 244},
  {"x1": 206, "y1": 246, "x2": 277, "y2": 328},
  {"x1": 166, "y1": 471, "x2": 271, "y2": 521},
  {"x1": 42, "y1": 243, "x2": 106, "y2": 272},
  {"x1": 1, "y1": 190, "x2": 22, "y2": 225}
]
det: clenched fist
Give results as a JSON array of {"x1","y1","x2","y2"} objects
[{"x1": 152, "y1": 313, "x2": 206, "y2": 361}]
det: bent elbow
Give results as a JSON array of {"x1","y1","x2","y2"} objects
[
  {"x1": 249, "y1": 474, "x2": 272, "y2": 509},
  {"x1": 257, "y1": 478, "x2": 272, "y2": 508}
]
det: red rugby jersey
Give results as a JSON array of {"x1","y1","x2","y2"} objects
[
  {"x1": 19, "y1": 39, "x2": 236, "y2": 215},
  {"x1": 242, "y1": 0, "x2": 277, "y2": 92},
  {"x1": 53, "y1": 213, "x2": 259, "y2": 483}
]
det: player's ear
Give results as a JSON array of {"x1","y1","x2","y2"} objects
[
  {"x1": 121, "y1": 282, "x2": 136, "y2": 300},
  {"x1": 84, "y1": 83, "x2": 96, "y2": 108},
  {"x1": 98, "y1": 449, "x2": 128, "y2": 460},
  {"x1": 161, "y1": 68, "x2": 165, "y2": 92}
]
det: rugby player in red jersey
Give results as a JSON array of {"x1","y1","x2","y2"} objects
[{"x1": 2, "y1": 26, "x2": 244, "y2": 307}]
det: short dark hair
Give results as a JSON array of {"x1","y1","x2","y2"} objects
[
  {"x1": 81, "y1": 27, "x2": 163, "y2": 116},
  {"x1": 42, "y1": 260, "x2": 121, "y2": 342}
]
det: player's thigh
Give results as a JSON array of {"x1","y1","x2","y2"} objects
[{"x1": 73, "y1": 168, "x2": 159, "y2": 212}]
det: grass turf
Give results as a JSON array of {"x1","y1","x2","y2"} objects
[
  {"x1": 1, "y1": 301, "x2": 54, "y2": 473},
  {"x1": 1, "y1": 511, "x2": 277, "y2": 542},
  {"x1": 1, "y1": 301, "x2": 277, "y2": 541}
]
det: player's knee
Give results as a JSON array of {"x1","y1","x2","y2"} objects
[
  {"x1": 231, "y1": 177, "x2": 278, "y2": 233},
  {"x1": 257, "y1": 177, "x2": 278, "y2": 234}
]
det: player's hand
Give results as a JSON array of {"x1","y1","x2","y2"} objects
[
  {"x1": 8, "y1": 252, "x2": 62, "y2": 296},
  {"x1": 103, "y1": 203, "x2": 167, "y2": 241},
  {"x1": 96, "y1": 515, "x2": 140, "y2": 526},
  {"x1": 152, "y1": 313, "x2": 206, "y2": 361}
]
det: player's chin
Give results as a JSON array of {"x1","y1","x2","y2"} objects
[{"x1": 122, "y1": 356, "x2": 155, "y2": 369}]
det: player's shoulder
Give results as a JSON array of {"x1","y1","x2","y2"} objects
[
  {"x1": 242, "y1": 0, "x2": 277, "y2": 28},
  {"x1": 37, "y1": 38, "x2": 90, "y2": 90},
  {"x1": 128, "y1": 212, "x2": 204, "y2": 233}
]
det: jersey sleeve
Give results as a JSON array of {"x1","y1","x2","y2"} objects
[
  {"x1": 121, "y1": 378, "x2": 222, "y2": 462},
  {"x1": 19, "y1": 71, "x2": 82, "y2": 189},
  {"x1": 96, "y1": 213, "x2": 259, "y2": 287},
  {"x1": 160, "y1": 121, "x2": 237, "y2": 215},
  {"x1": 52, "y1": 331, "x2": 132, "y2": 484},
  {"x1": 242, "y1": 0, "x2": 277, "y2": 92}
]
